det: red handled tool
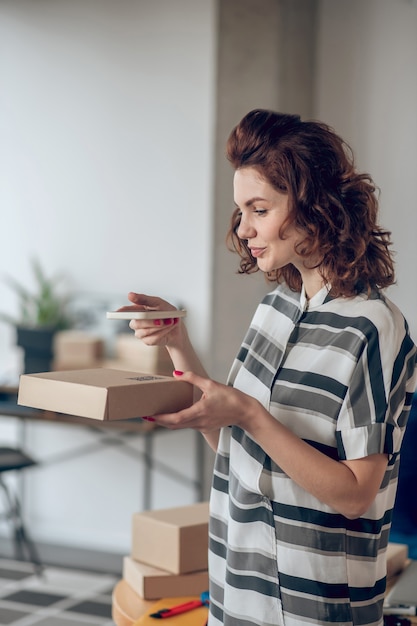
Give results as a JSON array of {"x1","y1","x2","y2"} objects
[{"x1": 150, "y1": 591, "x2": 209, "y2": 619}]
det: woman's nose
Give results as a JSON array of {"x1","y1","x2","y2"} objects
[{"x1": 237, "y1": 216, "x2": 255, "y2": 240}]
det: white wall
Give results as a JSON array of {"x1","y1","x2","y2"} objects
[
  {"x1": 0, "y1": 0, "x2": 215, "y2": 363},
  {"x1": 315, "y1": 0, "x2": 417, "y2": 340},
  {"x1": 0, "y1": 0, "x2": 216, "y2": 553}
]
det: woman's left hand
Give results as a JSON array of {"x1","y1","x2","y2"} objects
[{"x1": 147, "y1": 370, "x2": 258, "y2": 434}]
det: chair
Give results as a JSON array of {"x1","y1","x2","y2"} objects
[{"x1": 0, "y1": 446, "x2": 43, "y2": 575}]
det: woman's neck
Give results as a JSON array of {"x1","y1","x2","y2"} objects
[{"x1": 302, "y1": 269, "x2": 326, "y2": 300}]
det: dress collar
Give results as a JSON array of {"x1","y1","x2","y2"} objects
[{"x1": 300, "y1": 283, "x2": 332, "y2": 311}]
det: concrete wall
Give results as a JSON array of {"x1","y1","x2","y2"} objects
[
  {"x1": 315, "y1": 0, "x2": 417, "y2": 338},
  {"x1": 212, "y1": 0, "x2": 317, "y2": 383}
]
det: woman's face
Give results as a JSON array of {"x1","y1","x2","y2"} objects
[{"x1": 234, "y1": 167, "x2": 304, "y2": 275}]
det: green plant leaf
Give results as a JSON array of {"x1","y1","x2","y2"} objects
[{"x1": 0, "y1": 257, "x2": 73, "y2": 329}]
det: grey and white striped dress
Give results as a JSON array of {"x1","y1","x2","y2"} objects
[{"x1": 208, "y1": 283, "x2": 417, "y2": 626}]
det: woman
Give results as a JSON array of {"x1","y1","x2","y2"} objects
[{"x1": 122, "y1": 110, "x2": 417, "y2": 626}]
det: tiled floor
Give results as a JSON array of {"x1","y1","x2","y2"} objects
[{"x1": 0, "y1": 558, "x2": 118, "y2": 625}]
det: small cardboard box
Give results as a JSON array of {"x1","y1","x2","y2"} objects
[
  {"x1": 123, "y1": 556, "x2": 208, "y2": 600},
  {"x1": 17, "y1": 368, "x2": 193, "y2": 421},
  {"x1": 53, "y1": 330, "x2": 104, "y2": 369},
  {"x1": 131, "y1": 502, "x2": 209, "y2": 575},
  {"x1": 114, "y1": 334, "x2": 173, "y2": 376}
]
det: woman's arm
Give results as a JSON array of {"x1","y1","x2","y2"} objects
[
  {"x1": 247, "y1": 404, "x2": 388, "y2": 519},
  {"x1": 165, "y1": 330, "x2": 220, "y2": 451},
  {"x1": 151, "y1": 371, "x2": 388, "y2": 518},
  {"x1": 121, "y1": 293, "x2": 220, "y2": 451}
]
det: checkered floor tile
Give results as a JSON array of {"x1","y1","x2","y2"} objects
[{"x1": 0, "y1": 558, "x2": 118, "y2": 625}]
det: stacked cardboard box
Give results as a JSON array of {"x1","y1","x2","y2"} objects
[
  {"x1": 54, "y1": 330, "x2": 173, "y2": 376},
  {"x1": 105, "y1": 333, "x2": 173, "y2": 376},
  {"x1": 53, "y1": 330, "x2": 104, "y2": 370},
  {"x1": 122, "y1": 502, "x2": 209, "y2": 601}
]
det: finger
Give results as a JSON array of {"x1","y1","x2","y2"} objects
[
  {"x1": 173, "y1": 370, "x2": 211, "y2": 393},
  {"x1": 145, "y1": 410, "x2": 189, "y2": 430},
  {"x1": 129, "y1": 318, "x2": 177, "y2": 332},
  {"x1": 128, "y1": 292, "x2": 167, "y2": 310},
  {"x1": 117, "y1": 304, "x2": 149, "y2": 313},
  {"x1": 151, "y1": 400, "x2": 216, "y2": 432},
  {"x1": 129, "y1": 324, "x2": 177, "y2": 346},
  {"x1": 127, "y1": 317, "x2": 179, "y2": 330}
]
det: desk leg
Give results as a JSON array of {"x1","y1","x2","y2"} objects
[
  {"x1": 196, "y1": 432, "x2": 205, "y2": 501},
  {"x1": 17, "y1": 419, "x2": 29, "y2": 514},
  {"x1": 143, "y1": 431, "x2": 154, "y2": 510},
  {"x1": 141, "y1": 431, "x2": 205, "y2": 509}
]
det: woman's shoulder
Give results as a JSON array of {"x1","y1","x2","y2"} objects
[{"x1": 327, "y1": 290, "x2": 411, "y2": 342}]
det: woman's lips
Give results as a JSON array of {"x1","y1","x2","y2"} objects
[{"x1": 250, "y1": 247, "x2": 266, "y2": 258}]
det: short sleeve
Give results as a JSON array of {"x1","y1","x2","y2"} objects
[{"x1": 335, "y1": 309, "x2": 417, "y2": 461}]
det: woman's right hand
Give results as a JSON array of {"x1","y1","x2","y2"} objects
[{"x1": 117, "y1": 292, "x2": 183, "y2": 348}]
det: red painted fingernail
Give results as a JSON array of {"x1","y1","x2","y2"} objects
[
  {"x1": 154, "y1": 319, "x2": 162, "y2": 326},
  {"x1": 142, "y1": 416, "x2": 155, "y2": 422},
  {"x1": 174, "y1": 370, "x2": 184, "y2": 376},
  {"x1": 163, "y1": 318, "x2": 173, "y2": 326}
]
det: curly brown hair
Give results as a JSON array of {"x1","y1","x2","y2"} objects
[{"x1": 226, "y1": 109, "x2": 395, "y2": 296}]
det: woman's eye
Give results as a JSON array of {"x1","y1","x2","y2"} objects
[{"x1": 254, "y1": 209, "x2": 267, "y2": 215}]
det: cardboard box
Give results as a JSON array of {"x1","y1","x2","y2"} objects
[
  {"x1": 386, "y1": 542, "x2": 408, "y2": 579},
  {"x1": 131, "y1": 502, "x2": 209, "y2": 575},
  {"x1": 114, "y1": 334, "x2": 173, "y2": 376},
  {"x1": 53, "y1": 330, "x2": 104, "y2": 369},
  {"x1": 123, "y1": 556, "x2": 208, "y2": 600},
  {"x1": 17, "y1": 368, "x2": 193, "y2": 421}
]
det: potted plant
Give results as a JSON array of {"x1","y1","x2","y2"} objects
[{"x1": 0, "y1": 258, "x2": 73, "y2": 374}]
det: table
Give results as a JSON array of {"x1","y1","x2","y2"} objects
[
  {"x1": 112, "y1": 579, "x2": 155, "y2": 626},
  {"x1": 0, "y1": 385, "x2": 205, "y2": 510},
  {"x1": 112, "y1": 580, "x2": 209, "y2": 626}
]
